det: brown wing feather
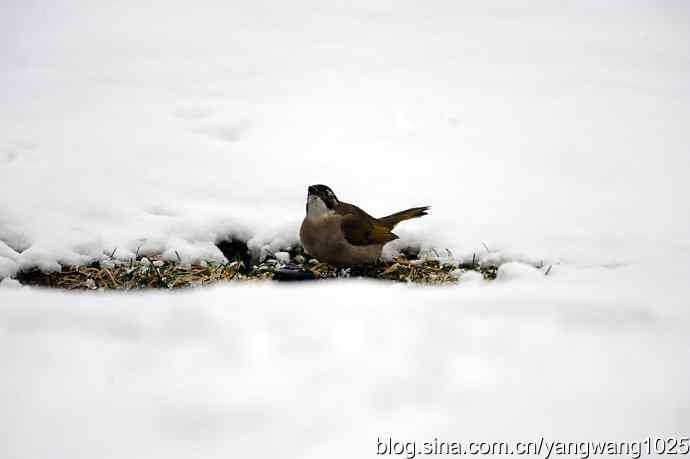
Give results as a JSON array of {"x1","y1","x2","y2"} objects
[{"x1": 336, "y1": 202, "x2": 399, "y2": 246}]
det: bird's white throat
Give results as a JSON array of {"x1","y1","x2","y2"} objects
[{"x1": 306, "y1": 195, "x2": 333, "y2": 219}]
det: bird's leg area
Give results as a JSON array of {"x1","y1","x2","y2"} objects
[{"x1": 348, "y1": 265, "x2": 370, "y2": 277}]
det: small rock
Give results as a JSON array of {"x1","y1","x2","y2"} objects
[
  {"x1": 273, "y1": 266, "x2": 316, "y2": 282},
  {"x1": 83, "y1": 278, "x2": 97, "y2": 289}
]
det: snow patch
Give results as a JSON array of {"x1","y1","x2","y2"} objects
[
  {"x1": 496, "y1": 261, "x2": 545, "y2": 281},
  {"x1": 0, "y1": 257, "x2": 19, "y2": 279},
  {"x1": 0, "y1": 277, "x2": 21, "y2": 288},
  {"x1": 17, "y1": 247, "x2": 65, "y2": 273},
  {"x1": 0, "y1": 240, "x2": 19, "y2": 261},
  {"x1": 274, "y1": 251, "x2": 291, "y2": 265},
  {"x1": 457, "y1": 270, "x2": 485, "y2": 284}
]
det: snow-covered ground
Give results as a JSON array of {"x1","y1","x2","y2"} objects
[
  {"x1": 1, "y1": 0, "x2": 689, "y2": 272},
  {"x1": 2, "y1": 266, "x2": 690, "y2": 458},
  {"x1": 1, "y1": 1, "x2": 689, "y2": 457}
]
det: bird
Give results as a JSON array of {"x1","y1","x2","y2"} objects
[{"x1": 299, "y1": 184, "x2": 429, "y2": 267}]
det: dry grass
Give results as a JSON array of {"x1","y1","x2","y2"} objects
[
  {"x1": 16, "y1": 249, "x2": 497, "y2": 290},
  {"x1": 307, "y1": 257, "x2": 497, "y2": 284},
  {"x1": 17, "y1": 259, "x2": 247, "y2": 290}
]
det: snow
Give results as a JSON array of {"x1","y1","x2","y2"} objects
[
  {"x1": 0, "y1": 257, "x2": 18, "y2": 281},
  {"x1": 2, "y1": 262, "x2": 690, "y2": 458},
  {"x1": 274, "y1": 251, "x2": 291, "y2": 265},
  {"x1": 457, "y1": 269, "x2": 485, "y2": 284},
  {"x1": 495, "y1": 262, "x2": 544, "y2": 281},
  {"x1": 0, "y1": 241, "x2": 20, "y2": 279},
  {"x1": 1, "y1": 1, "x2": 689, "y2": 271},
  {"x1": 0, "y1": 277, "x2": 22, "y2": 289},
  {"x1": 1, "y1": 1, "x2": 689, "y2": 457}
]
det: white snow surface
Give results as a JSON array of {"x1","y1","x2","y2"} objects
[
  {"x1": 1, "y1": 2, "x2": 690, "y2": 457},
  {"x1": 2, "y1": 261, "x2": 690, "y2": 458},
  {"x1": 1, "y1": 1, "x2": 689, "y2": 272}
]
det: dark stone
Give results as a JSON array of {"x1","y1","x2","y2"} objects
[{"x1": 272, "y1": 264, "x2": 316, "y2": 282}]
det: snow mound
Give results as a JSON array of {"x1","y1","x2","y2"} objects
[
  {"x1": 1, "y1": 1, "x2": 689, "y2": 278},
  {"x1": 0, "y1": 277, "x2": 21, "y2": 288},
  {"x1": 456, "y1": 270, "x2": 485, "y2": 284},
  {"x1": 0, "y1": 257, "x2": 18, "y2": 280},
  {"x1": 496, "y1": 262, "x2": 545, "y2": 281},
  {"x1": 0, "y1": 241, "x2": 20, "y2": 279}
]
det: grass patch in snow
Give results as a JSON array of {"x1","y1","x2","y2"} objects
[{"x1": 15, "y1": 247, "x2": 498, "y2": 289}]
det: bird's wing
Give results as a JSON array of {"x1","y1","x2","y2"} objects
[{"x1": 337, "y1": 202, "x2": 399, "y2": 246}]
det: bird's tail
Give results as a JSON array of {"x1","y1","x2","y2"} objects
[{"x1": 378, "y1": 206, "x2": 430, "y2": 229}]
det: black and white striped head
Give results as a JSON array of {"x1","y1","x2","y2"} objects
[{"x1": 306, "y1": 184, "x2": 339, "y2": 217}]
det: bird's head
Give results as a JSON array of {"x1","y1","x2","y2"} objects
[{"x1": 306, "y1": 184, "x2": 339, "y2": 217}]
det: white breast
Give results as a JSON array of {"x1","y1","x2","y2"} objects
[{"x1": 306, "y1": 195, "x2": 334, "y2": 219}]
